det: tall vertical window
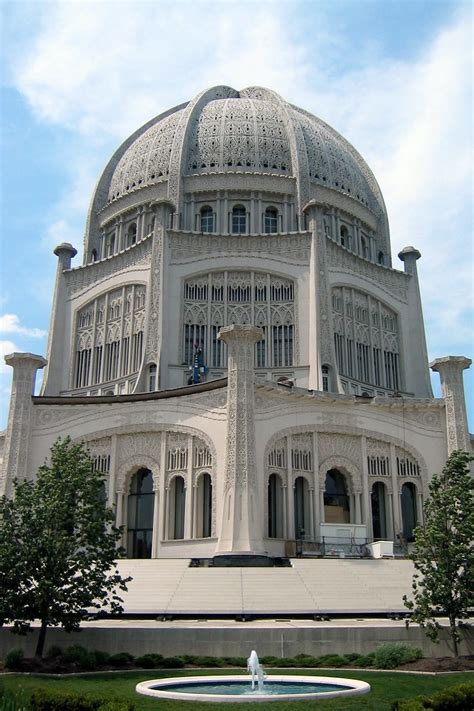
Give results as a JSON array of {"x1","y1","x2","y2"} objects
[
  {"x1": 127, "y1": 223, "x2": 137, "y2": 247},
  {"x1": 195, "y1": 472, "x2": 212, "y2": 538},
  {"x1": 268, "y1": 473, "x2": 284, "y2": 538},
  {"x1": 294, "y1": 477, "x2": 309, "y2": 537},
  {"x1": 169, "y1": 476, "x2": 186, "y2": 540},
  {"x1": 200, "y1": 206, "x2": 214, "y2": 233},
  {"x1": 264, "y1": 207, "x2": 278, "y2": 234},
  {"x1": 127, "y1": 469, "x2": 154, "y2": 558},
  {"x1": 73, "y1": 285, "x2": 146, "y2": 390},
  {"x1": 232, "y1": 205, "x2": 246, "y2": 234},
  {"x1": 401, "y1": 482, "x2": 417, "y2": 542},
  {"x1": 371, "y1": 481, "x2": 388, "y2": 539},
  {"x1": 148, "y1": 363, "x2": 157, "y2": 391},
  {"x1": 332, "y1": 287, "x2": 400, "y2": 392},
  {"x1": 183, "y1": 272, "x2": 295, "y2": 369}
]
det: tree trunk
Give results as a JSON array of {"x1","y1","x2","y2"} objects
[
  {"x1": 35, "y1": 618, "x2": 48, "y2": 658},
  {"x1": 450, "y1": 615, "x2": 459, "y2": 657}
]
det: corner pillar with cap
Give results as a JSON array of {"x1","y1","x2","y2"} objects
[
  {"x1": 1, "y1": 353, "x2": 47, "y2": 496},
  {"x1": 430, "y1": 356, "x2": 472, "y2": 454}
]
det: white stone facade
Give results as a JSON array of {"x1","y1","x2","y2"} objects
[{"x1": 1, "y1": 85, "x2": 471, "y2": 561}]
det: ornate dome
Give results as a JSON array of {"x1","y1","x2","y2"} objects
[{"x1": 103, "y1": 86, "x2": 385, "y2": 219}]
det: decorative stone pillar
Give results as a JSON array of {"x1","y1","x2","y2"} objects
[
  {"x1": 214, "y1": 325, "x2": 266, "y2": 562},
  {"x1": 398, "y1": 246, "x2": 433, "y2": 397},
  {"x1": 430, "y1": 356, "x2": 472, "y2": 453},
  {"x1": 304, "y1": 201, "x2": 338, "y2": 391},
  {"x1": 1, "y1": 353, "x2": 47, "y2": 496},
  {"x1": 41, "y1": 242, "x2": 77, "y2": 395}
]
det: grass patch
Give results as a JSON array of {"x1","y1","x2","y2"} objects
[{"x1": 1, "y1": 669, "x2": 473, "y2": 710}]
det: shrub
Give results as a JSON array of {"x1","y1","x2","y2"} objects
[
  {"x1": 92, "y1": 650, "x2": 111, "y2": 666},
  {"x1": 160, "y1": 656, "x2": 185, "y2": 668},
  {"x1": 4, "y1": 648, "x2": 24, "y2": 670},
  {"x1": 353, "y1": 654, "x2": 375, "y2": 667},
  {"x1": 223, "y1": 656, "x2": 247, "y2": 667},
  {"x1": 430, "y1": 682, "x2": 474, "y2": 710},
  {"x1": 260, "y1": 656, "x2": 279, "y2": 665},
  {"x1": 391, "y1": 700, "x2": 429, "y2": 711},
  {"x1": 47, "y1": 645, "x2": 63, "y2": 658},
  {"x1": 30, "y1": 688, "x2": 135, "y2": 711},
  {"x1": 391, "y1": 683, "x2": 474, "y2": 711},
  {"x1": 374, "y1": 643, "x2": 422, "y2": 669},
  {"x1": 135, "y1": 654, "x2": 159, "y2": 669},
  {"x1": 345, "y1": 652, "x2": 361, "y2": 662},
  {"x1": 314, "y1": 654, "x2": 348, "y2": 667},
  {"x1": 192, "y1": 655, "x2": 226, "y2": 667},
  {"x1": 109, "y1": 652, "x2": 134, "y2": 667}
]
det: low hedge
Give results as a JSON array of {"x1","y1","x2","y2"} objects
[
  {"x1": 3, "y1": 642, "x2": 424, "y2": 672},
  {"x1": 30, "y1": 688, "x2": 135, "y2": 710},
  {"x1": 392, "y1": 682, "x2": 474, "y2": 711}
]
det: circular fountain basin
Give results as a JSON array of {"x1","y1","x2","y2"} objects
[{"x1": 136, "y1": 674, "x2": 371, "y2": 703}]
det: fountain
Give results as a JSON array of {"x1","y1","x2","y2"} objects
[
  {"x1": 136, "y1": 650, "x2": 371, "y2": 703},
  {"x1": 247, "y1": 650, "x2": 266, "y2": 691}
]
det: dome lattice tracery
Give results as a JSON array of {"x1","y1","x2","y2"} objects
[{"x1": 103, "y1": 86, "x2": 386, "y2": 220}]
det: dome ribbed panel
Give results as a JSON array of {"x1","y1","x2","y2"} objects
[
  {"x1": 107, "y1": 111, "x2": 183, "y2": 201},
  {"x1": 185, "y1": 99, "x2": 292, "y2": 175},
  {"x1": 297, "y1": 111, "x2": 378, "y2": 213}
]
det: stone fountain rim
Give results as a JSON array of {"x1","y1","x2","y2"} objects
[{"x1": 136, "y1": 674, "x2": 371, "y2": 703}]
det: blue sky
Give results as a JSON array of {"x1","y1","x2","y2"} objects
[{"x1": 0, "y1": 0, "x2": 472, "y2": 431}]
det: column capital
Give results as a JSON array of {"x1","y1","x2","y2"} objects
[
  {"x1": 430, "y1": 355, "x2": 472, "y2": 373},
  {"x1": 4, "y1": 352, "x2": 47, "y2": 371}
]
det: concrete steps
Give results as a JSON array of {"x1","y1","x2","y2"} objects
[{"x1": 115, "y1": 558, "x2": 415, "y2": 616}]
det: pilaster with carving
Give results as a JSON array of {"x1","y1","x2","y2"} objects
[
  {"x1": 305, "y1": 201, "x2": 337, "y2": 390},
  {"x1": 430, "y1": 356, "x2": 472, "y2": 454},
  {"x1": 1, "y1": 353, "x2": 47, "y2": 496},
  {"x1": 215, "y1": 324, "x2": 264, "y2": 555}
]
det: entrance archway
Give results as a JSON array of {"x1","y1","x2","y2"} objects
[{"x1": 324, "y1": 469, "x2": 350, "y2": 523}]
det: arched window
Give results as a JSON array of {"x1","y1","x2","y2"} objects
[
  {"x1": 378, "y1": 251, "x2": 385, "y2": 265},
  {"x1": 268, "y1": 473, "x2": 284, "y2": 538},
  {"x1": 361, "y1": 235, "x2": 368, "y2": 258},
  {"x1": 91, "y1": 249, "x2": 98, "y2": 262},
  {"x1": 401, "y1": 482, "x2": 417, "y2": 542},
  {"x1": 148, "y1": 363, "x2": 157, "y2": 391},
  {"x1": 294, "y1": 476, "x2": 310, "y2": 538},
  {"x1": 324, "y1": 469, "x2": 350, "y2": 523},
  {"x1": 127, "y1": 223, "x2": 137, "y2": 247},
  {"x1": 200, "y1": 206, "x2": 214, "y2": 233},
  {"x1": 169, "y1": 475, "x2": 186, "y2": 540},
  {"x1": 195, "y1": 472, "x2": 212, "y2": 538},
  {"x1": 127, "y1": 468, "x2": 154, "y2": 558},
  {"x1": 264, "y1": 207, "x2": 278, "y2": 234},
  {"x1": 371, "y1": 481, "x2": 388, "y2": 539},
  {"x1": 232, "y1": 205, "x2": 246, "y2": 234}
]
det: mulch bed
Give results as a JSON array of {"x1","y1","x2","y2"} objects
[{"x1": 397, "y1": 656, "x2": 474, "y2": 672}]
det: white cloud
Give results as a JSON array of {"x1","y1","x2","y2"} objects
[
  {"x1": 3, "y1": 1, "x2": 472, "y2": 415},
  {"x1": 0, "y1": 315, "x2": 47, "y2": 338},
  {"x1": 0, "y1": 340, "x2": 18, "y2": 374}
]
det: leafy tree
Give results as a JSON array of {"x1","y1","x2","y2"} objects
[
  {"x1": 0, "y1": 437, "x2": 130, "y2": 657},
  {"x1": 403, "y1": 450, "x2": 474, "y2": 656}
]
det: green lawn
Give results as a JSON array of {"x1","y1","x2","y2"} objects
[{"x1": 1, "y1": 668, "x2": 473, "y2": 710}]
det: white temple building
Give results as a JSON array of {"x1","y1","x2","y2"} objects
[{"x1": 1, "y1": 85, "x2": 472, "y2": 566}]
